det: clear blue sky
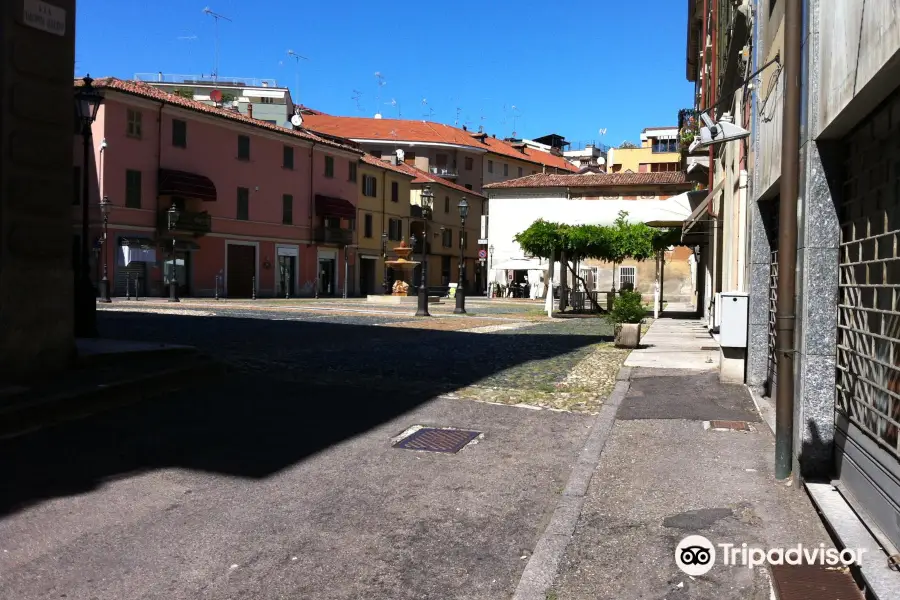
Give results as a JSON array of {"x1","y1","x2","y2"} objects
[{"x1": 76, "y1": 0, "x2": 693, "y2": 148}]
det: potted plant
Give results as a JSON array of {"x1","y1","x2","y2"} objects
[{"x1": 606, "y1": 289, "x2": 646, "y2": 348}]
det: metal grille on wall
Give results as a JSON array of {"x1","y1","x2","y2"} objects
[
  {"x1": 835, "y1": 89, "x2": 900, "y2": 550},
  {"x1": 765, "y1": 198, "x2": 780, "y2": 399}
]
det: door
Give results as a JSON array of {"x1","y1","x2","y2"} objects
[
  {"x1": 318, "y1": 259, "x2": 335, "y2": 296},
  {"x1": 227, "y1": 244, "x2": 256, "y2": 298},
  {"x1": 278, "y1": 255, "x2": 296, "y2": 298},
  {"x1": 360, "y1": 258, "x2": 376, "y2": 295},
  {"x1": 834, "y1": 88, "x2": 900, "y2": 551}
]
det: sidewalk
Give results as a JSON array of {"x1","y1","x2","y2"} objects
[{"x1": 514, "y1": 310, "x2": 862, "y2": 599}]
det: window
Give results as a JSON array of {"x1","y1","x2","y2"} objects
[
  {"x1": 388, "y1": 218, "x2": 403, "y2": 241},
  {"x1": 364, "y1": 214, "x2": 373, "y2": 238},
  {"x1": 172, "y1": 119, "x2": 187, "y2": 148},
  {"x1": 618, "y1": 265, "x2": 636, "y2": 289},
  {"x1": 371, "y1": 150, "x2": 382, "y2": 159},
  {"x1": 459, "y1": 230, "x2": 466, "y2": 249},
  {"x1": 282, "y1": 194, "x2": 293, "y2": 225},
  {"x1": 362, "y1": 174, "x2": 377, "y2": 197},
  {"x1": 325, "y1": 156, "x2": 334, "y2": 178},
  {"x1": 442, "y1": 228, "x2": 453, "y2": 248},
  {"x1": 391, "y1": 181, "x2": 399, "y2": 202},
  {"x1": 464, "y1": 156, "x2": 474, "y2": 171},
  {"x1": 444, "y1": 196, "x2": 450, "y2": 213},
  {"x1": 404, "y1": 151, "x2": 416, "y2": 165},
  {"x1": 517, "y1": 166, "x2": 523, "y2": 177},
  {"x1": 324, "y1": 216, "x2": 341, "y2": 229},
  {"x1": 283, "y1": 146, "x2": 294, "y2": 169},
  {"x1": 465, "y1": 184, "x2": 473, "y2": 190},
  {"x1": 487, "y1": 160, "x2": 494, "y2": 173},
  {"x1": 503, "y1": 163, "x2": 509, "y2": 176},
  {"x1": 349, "y1": 161, "x2": 358, "y2": 182},
  {"x1": 237, "y1": 187, "x2": 249, "y2": 220},
  {"x1": 126, "y1": 109, "x2": 142, "y2": 138},
  {"x1": 651, "y1": 138, "x2": 678, "y2": 153},
  {"x1": 650, "y1": 162, "x2": 679, "y2": 172},
  {"x1": 257, "y1": 97, "x2": 274, "y2": 104},
  {"x1": 237, "y1": 135, "x2": 250, "y2": 160},
  {"x1": 125, "y1": 170, "x2": 142, "y2": 208},
  {"x1": 73, "y1": 166, "x2": 81, "y2": 205}
]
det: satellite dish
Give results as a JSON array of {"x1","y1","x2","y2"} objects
[
  {"x1": 291, "y1": 114, "x2": 303, "y2": 128},
  {"x1": 210, "y1": 89, "x2": 223, "y2": 103},
  {"x1": 396, "y1": 149, "x2": 405, "y2": 162}
]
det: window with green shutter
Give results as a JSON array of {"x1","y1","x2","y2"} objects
[
  {"x1": 325, "y1": 156, "x2": 334, "y2": 178},
  {"x1": 237, "y1": 187, "x2": 249, "y2": 220},
  {"x1": 125, "y1": 170, "x2": 142, "y2": 208},
  {"x1": 282, "y1": 194, "x2": 293, "y2": 225},
  {"x1": 172, "y1": 119, "x2": 187, "y2": 148},
  {"x1": 238, "y1": 135, "x2": 250, "y2": 160}
]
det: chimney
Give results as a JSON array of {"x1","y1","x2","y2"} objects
[
  {"x1": 247, "y1": 103, "x2": 253, "y2": 119},
  {"x1": 462, "y1": 125, "x2": 467, "y2": 131}
]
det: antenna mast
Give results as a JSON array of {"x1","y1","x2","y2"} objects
[
  {"x1": 286, "y1": 50, "x2": 308, "y2": 104},
  {"x1": 203, "y1": 7, "x2": 232, "y2": 82}
]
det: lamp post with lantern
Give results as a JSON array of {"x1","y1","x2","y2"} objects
[
  {"x1": 166, "y1": 204, "x2": 181, "y2": 302},
  {"x1": 381, "y1": 231, "x2": 389, "y2": 294},
  {"x1": 416, "y1": 185, "x2": 434, "y2": 317},
  {"x1": 74, "y1": 74, "x2": 104, "y2": 336},
  {"x1": 98, "y1": 196, "x2": 112, "y2": 303},
  {"x1": 489, "y1": 244, "x2": 495, "y2": 297},
  {"x1": 454, "y1": 197, "x2": 469, "y2": 314}
]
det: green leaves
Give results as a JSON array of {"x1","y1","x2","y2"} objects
[{"x1": 514, "y1": 212, "x2": 681, "y2": 264}]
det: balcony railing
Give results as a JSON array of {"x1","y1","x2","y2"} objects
[
  {"x1": 429, "y1": 166, "x2": 458, "y2": 178},
  {"x1": 314, "y1": 227, "x2": 353, "y2": 245},
  {"x1": 157, "y1": 210, "x2": 212, "y2": 234},
  {"x1": 134, "y1": 73, "x2": 280, "y2": 88}
]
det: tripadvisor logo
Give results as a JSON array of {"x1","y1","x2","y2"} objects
[{"x1": 675, "y1": 535, "x2": 865, "y2": 575}]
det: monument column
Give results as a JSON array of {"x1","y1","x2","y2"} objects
[{"x1": 0, "y1": 0, "x2": 77, "y2": 380}]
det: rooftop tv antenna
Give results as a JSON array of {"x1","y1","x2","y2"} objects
[
  {"x1": 421, "y1": 98, "x2": 435, "y2": 120},
  {"x1": 286, "y1": 49, "x2": 308, "y2": 103},
  {"x1": 374, "y1": 72, "x2": 386, "y2": 105},
  {"x1": 202, "y1": 7, "x2": 232, "y2": 82},
  {"x1": 455, "y1": 106, "x2": 462, "y2": 126},
  {"x1": 351, "y1": 90, "x2": 364, "y2": 113},
  {"x1": 386, "y1": 98, "x2": 400, "y2": 118}
]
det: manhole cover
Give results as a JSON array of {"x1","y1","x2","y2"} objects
[
  {"x1": 770, "y1": 564, "x2": 863, "y2": 599},
  {"x1": 393, "y1": 427, "x2": 481, "y2": 453},
  {"x1": 706, "y1": 420, "x2": 752, "y2": 431}
]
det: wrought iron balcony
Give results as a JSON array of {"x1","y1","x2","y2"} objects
[
  {"x1": 158, "y1": 209, "x2": 212, "y2": 234},
  {"x1": 314, "y1": 226, "x2": 353, "y2": 245}
]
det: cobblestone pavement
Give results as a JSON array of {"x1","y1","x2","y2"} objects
[{"x1": 98, "y1": 303, "x2": 624, "y2": 413}]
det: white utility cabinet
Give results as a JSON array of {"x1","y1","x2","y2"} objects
[{"x1": 719, "y1": 292, "x2": 749, "y2": 348}]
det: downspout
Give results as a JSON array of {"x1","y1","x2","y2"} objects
[{"x1": 775, "y1": 0, "x2": 802, "y2": 481}]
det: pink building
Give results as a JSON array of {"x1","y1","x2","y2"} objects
[{"x1": 74, "y1": 77, "x2": 363, "y2": 298}]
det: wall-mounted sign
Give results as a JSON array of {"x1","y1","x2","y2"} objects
[{"x1": 23, "y1": 0, "x2": 66, "y2": 36}]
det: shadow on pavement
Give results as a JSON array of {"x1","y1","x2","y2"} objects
[{"x1": 0, "y1": 311, "x2": 607, "y2": 517}]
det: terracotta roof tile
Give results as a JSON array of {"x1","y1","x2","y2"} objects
[
  {"x1": 78, "y1": 77, "x2": 361, "y2": 154},
  {"x1": 358, "y1": 154, "x2": 486, "y2": 198},
  {"x1": 302, "y1": 114, "x2": 577, "y2": 172},
  {"x1": 483, "y1": 171, "x2": 690, "y2": 190}
]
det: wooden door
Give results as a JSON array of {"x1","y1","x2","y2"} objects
[{"x1": 227, "y1": 244, "x2": 256, "y2": 298}]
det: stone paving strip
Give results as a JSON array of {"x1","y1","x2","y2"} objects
[
  {"x1": 379, "y1": 317, "x2": 515, "y2": 331},
  {"x1": 449, "y1": 343, "x2": 629, "y2": 413},
  {"x1": 461, "y1": 322, "x2": 537, "y2": 333},
  {"x1": 98, "y1": 306, "x2": 216, "y2": 317}
]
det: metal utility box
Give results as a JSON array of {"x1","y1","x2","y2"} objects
[{"x1": 719, "y1": 292, "x2": 749, "y2": 348}]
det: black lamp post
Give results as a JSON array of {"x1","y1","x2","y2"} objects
[
  {"x1": 74, "y1": 74, "x2": 104, "y2": 337},
  {"x1": 166, "y1": 204, "x2": 181, "y2": 302},
  {"x1": 381, "y1": 231, "x2": 389, "y2": 294},
  {"x1": 416, "y1": 184, "x2": 434, "y2": 317},
  {"x1": 455, "y1": 197, "x2": 469, "y2": 314},
  {"x1": 489, "y1": 244, "x2": 495, "y2": 297},
  {"x1": 98, "y1": 196, "x2": 112, "y2": 303}
]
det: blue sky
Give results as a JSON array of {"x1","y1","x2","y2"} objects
[{"x1": 76, "y1": 0, "x2": 693, "y2": 147}]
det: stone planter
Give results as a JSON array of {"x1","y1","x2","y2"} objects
[{"x1": 614, "y1": 322, "x2": 642, "y2": 348}]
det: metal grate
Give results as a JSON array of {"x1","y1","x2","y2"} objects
[
  {"x1": 393, "y1": 427, "x2": 481, "y2": 453},
  {"x1": 769, "y1": 564, "x2": 863, "y2": 599},
  {"x1": 836, "y1": 111, "x2": 900, "y2": 462},
  {"x1": 765, "y1": 198, "x2": 780, "y2": 399}
]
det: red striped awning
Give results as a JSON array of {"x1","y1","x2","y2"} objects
[
  {"x1": 158, "y1": 169, "x2": 217, "y2": 201},
  {"x1": 315, "y1": 194, "x2": 356, "y2": 219}
]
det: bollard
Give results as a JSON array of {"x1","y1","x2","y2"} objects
[
  {"x1": 125, "y1": 274, "x2": 131, "y2": 300},
  {"x1": 215, "y1": 275, "x2": 220, "y2": 301},
  {"x1": 135, "y1": 277, "x2": 140, "y2": 301},
  {"x1": 251, "y1": 276, "x2": 256, "y2": 300}
]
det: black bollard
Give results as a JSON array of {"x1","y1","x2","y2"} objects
[
  {"x1": 251, "y1": 276, "x2": 256, "y2": 300},
  {"x1": 125, "y1": 274, "x2": 131, "y2": 300},
  {"x1": 215, "y1": 275, "x2": 220, "y2": 301}
]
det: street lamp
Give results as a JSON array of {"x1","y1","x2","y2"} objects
[
  {"x1": 489, "y1": 244, "x2": 495, "y2": 297},
  {"x1": 98, "y1": 196, "x2": 112, "y2": 303},
  {"x1": 455, "y1": 197, "x2": 469, "y2": 314},
  {"x1": 166, "y1": 204, "x2": 181, "y2": 302},
  {"x1": 74, "y1": 74, "x2": 104, "y2": 337},
  {"x1": 381, "y1": 231, "x2": 389, "y2": 294},
  {"x1": 416, "y1": 184, "x2": 434, "y2": 317}
]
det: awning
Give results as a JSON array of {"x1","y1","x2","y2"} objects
[
  {"x1": 158, "y1": 169, "x2": 217, "y2": 201},
  {"x1": 492, "y1": 258, "x2": 545, "y2": 271},
  {"x1": 683, "y1": 178, "x2": 726, "y2": 236},
  {"x1": 120, "y1": 237, "x2": 155, "y2": 249},
  {"x1": 643, "y1": 190, "x2": 707, "y2": 227},
  {"x1": 315, "y1": 194, "x2": 356, "y2": 220}
]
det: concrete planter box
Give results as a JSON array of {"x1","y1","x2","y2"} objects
[{"x1": 614, "y1": 322, "x2": 642, "y2": 348}]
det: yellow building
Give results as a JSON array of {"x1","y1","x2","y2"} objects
[
  {"x1": 355, "y1": 154, "x2": 416, "y2": 295},
  {"x1": 606, "y1": 127, "x2": 681, "y2": 173}
]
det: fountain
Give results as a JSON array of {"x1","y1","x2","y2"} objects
[{"x1": 367, "y1": 240, "x2": 441, "y2": 304}]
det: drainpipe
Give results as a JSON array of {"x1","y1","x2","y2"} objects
[{"x1": 775, "y1": 0, "x2": 802, "y2": 481}]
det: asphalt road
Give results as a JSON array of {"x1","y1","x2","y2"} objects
[{"x1": 0, "y1": 307, "x2": 605, "y2": 600}]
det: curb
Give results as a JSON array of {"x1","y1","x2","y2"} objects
[
  {"x1": 0, "y1": 356, "x2": 224, "y2": 440},
  {"x1": 511, "y1": 367, "x2": 632, "y2": 600}
]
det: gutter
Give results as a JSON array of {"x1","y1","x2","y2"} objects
[{"x1": 774, "y1": 0, "x2": 801, "y2": 481}]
